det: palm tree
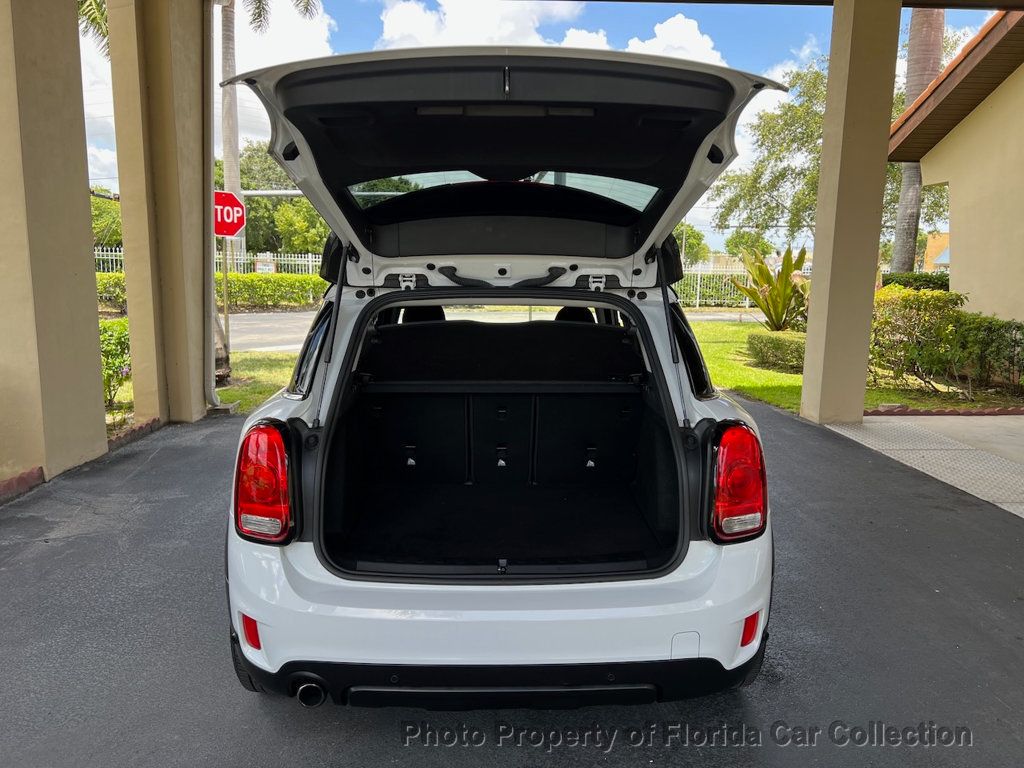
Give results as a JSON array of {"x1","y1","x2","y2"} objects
[
  {"x1": 77, "y1": 0, "x2": 321, "y2": 375},
  {"x1": 78, "y1": 1, "x2": 109, "y2": 56},
  {"x1": 891, "y1": 10, "x2": 944, "y2": 273},
  {"x1": 221, "y1": 1, "x2": 321, "y2": 199},
  {"x1": 218, "y1": 1, "x2": 319, "y2": 368}
]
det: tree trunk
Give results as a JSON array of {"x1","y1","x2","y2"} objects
[
  {"x1": 892, "y1": 9, "x2": 944, "y2": 273},
  {"x1": 222, "y1": 0, "x2": 241, "y2": 197},
  {"x1": 218, "y1": 0, "x2": 239, "y2": 373}
]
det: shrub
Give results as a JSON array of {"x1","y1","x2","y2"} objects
[
  {"x1": 731, "y1": 247, "x2": 810, "y2": 331},
  {"x1": 97, "y1": 272, "x2": 127, "y2": 313},
  {"x1": 944, "y1": 312, "x2": 1024, "y2": 396},
  {"x1": 99, "y1": 318, "x2": 131, "y2": 407},
  {"x1": 97, "y1": 272, "x2": 329, "y2": 313},
  {"x1": 881, "y1": 272, "x2": 949, "y2": 291},
  {"x1": 869, "y1": 285, "x2": 965, "y2": 388},
  {"x1": 673, "y1": 277, "x2": 748, "y2": 307},
  {"x1": 215, "y1": 272, "x2": 328, "y2": 310},
  {"x1": 747, "y1": 329, "x2": 806, "y2": 372}
]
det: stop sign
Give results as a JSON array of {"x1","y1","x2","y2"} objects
[{"x1": 214, "y1": 191, "x2": 246, "y2": 237}]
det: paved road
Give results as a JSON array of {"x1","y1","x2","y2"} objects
[
  {"x1": 2, "y1": 400, "x2": 1022, "y2": 767},
  {"x1": 229, "y1": 308, "x2": 765, "y2": 352}
]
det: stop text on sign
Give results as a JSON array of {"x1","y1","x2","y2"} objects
[{"x1": 214, "y1": 191, "x2": 246, "y2": 237}]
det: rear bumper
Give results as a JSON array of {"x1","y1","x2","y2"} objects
[
  {"x1": 227, "y1": 532, "x2": 773, "y2": 672},
  {"x1": 233, "y1": 633, "x2": 767, "y2": 709}
]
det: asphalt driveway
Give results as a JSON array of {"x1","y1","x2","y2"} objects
[{"x1": 1, "y1": 399, "x2": 1022, "y2": 767}]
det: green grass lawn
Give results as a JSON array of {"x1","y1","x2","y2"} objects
[
  {"x1": 691, "y1": 321, "x2": 1024, "y2": 413},
  {"x1": 217, "y1": 352, "x2": 298, "y2": 413},
  {"x1": 115, "y1": 325, "x2": 1019, "y2": 419}
]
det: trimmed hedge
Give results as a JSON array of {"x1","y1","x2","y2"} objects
[
  {"x1": 881, "y1": 272, "x2": 949, "y2": 291},
  {"x1": 97, "y1": 272, "x2": 128, "y2": 313},
  {"x1": 870, "y1": 285, "x2": 1023, "y2": 397},
  {"x1": 97, "y1": 272, "x2": 329, "y2": 312},
  {"x1": 747, "y1": 329, "x2": 806, "y2": 372},
  {"x1": 215, "y1": 272, "x2": 328, "y2": 310}
]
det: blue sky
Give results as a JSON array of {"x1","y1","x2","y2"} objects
[
  {"x1": 325, "y1": 2, "x2": 989, "y2": 77},
  {"x1": 81, "y1": 1, "x2": 992, "y2": 247}
]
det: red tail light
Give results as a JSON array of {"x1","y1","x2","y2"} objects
[
  {"x1": 740, "y1": 611, "x2": 760, "y2": 647},
  {"x1": 235, "y1": 423, "x2": 292, "y2": 544},
  {"x1": 711, "y1": 424, "x2": 767, "y2": 542},
  {"x1": 241, "y1": 613, "x2": 262, "y2": 650}
]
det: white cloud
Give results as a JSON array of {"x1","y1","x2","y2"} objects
[
  {"x1": 730, "y1": 34, "x2": 820, "y2": 172},
  {"x1": 625, "y1": 13, "x2": 726, "y2": 67},
  {"x1": 76, "y1": 0, "x2": 336, "y2": 193},
  {"x1": 377, "y1": 0, "x2": 584, "y2": 48},
  {"x1": 80, "y1": 34, "x2": 118, "y2": 189},
  {"x1": 86, "y1": 146, "x2": 120, "y2": 193},
  {"x1": 560, "y1": 27, "x2": 610, "y2": 50},
  {"x1": 213, "y1": 0, "x2": 336, "y2": 152}
]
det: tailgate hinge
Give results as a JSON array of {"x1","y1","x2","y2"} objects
[
  {"x1": 398, "y1": 274, "x2": 418, "y2": 291},
  {"x1": 588, "y1": 274, "x2": 606, "y2": 292}
]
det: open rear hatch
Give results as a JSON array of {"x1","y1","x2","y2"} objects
[
  {"x1": 230, "y1": 50, "x2": 780, "y2": 580},
  {"x1": 231, "y1": 47, "x2": 781, "y2": 289},
  {"x1": 320, "y1": 298, "x2": 687, "y2": 580}
]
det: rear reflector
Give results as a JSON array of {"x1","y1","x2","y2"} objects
[
  {"x1": 241, "y1": 613, "x2": 262, "y2": 650},
  {"x1": 711, "y1": 425, "x2": 767, "y2": 542},
  {"x1": 740, "y1": 611, "x2": 760, "y2": 647},
  {"x1": 235, "y1": 423, "x2": 291, "y2": 544}
]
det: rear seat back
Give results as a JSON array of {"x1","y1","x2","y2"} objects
[
  {"x1": 359, "y1": 320, "x2": 644, "y2": 382},
  {"x1": 353, "y1": 321, "x2": 648, "y2": 486}
]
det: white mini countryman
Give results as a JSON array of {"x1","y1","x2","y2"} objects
[{"x1": 226, "y1": 47, "x2": 778, "y2": 710}]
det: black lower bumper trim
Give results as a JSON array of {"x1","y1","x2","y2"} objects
[
  {"x1": 232, "y1": 634, "x2": 767, "y2": 710},
  {"x1": 349, "y1": 684, "x2": 658, "y2": 709}
]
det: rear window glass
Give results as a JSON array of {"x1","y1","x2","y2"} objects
[{"x1": 349, "y1": 171, "x2": 658, "y2": 212}]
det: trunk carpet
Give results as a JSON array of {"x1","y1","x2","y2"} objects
[{"x1": 329, "y1": 482, "x2": 666, "y2": 566}]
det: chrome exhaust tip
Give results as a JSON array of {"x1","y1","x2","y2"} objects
[{"x1": 296, "y1": 682, "x2": 326, "y2": 708}]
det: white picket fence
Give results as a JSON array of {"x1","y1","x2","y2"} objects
[
  {"x1": 94, "y1": 246, "x2": 127, "y2": 273},
  {"x1": 95, "y1": 247, "x2": 322, "y2": 276},
  {"x1": 214, "y1": 251, "x2": 322, "y2": 275},
  {"x1": 94, "y1": 247, "x2": 815, "y2": 309}
]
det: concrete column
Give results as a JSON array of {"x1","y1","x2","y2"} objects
[
  {"x1": 108, "y1": 0, "x2": 208, "y2": 424},
  {"x1": 0, "y1": 0, "x2": 108, "y2": 481},
  {"x1": 800, "y1": 0, "x2": 902, "y2": 424}
]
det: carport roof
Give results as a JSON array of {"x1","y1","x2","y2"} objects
[{"x1": 889, "y1": 10, "x2": 1024, "y2": 162}]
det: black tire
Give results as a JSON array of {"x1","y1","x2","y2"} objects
[{"x1": 231, "y1": 637, "x2": 264, "y2": 693}]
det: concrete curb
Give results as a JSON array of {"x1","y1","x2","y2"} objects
[
  {"x1": 0, "y1": 466, "x2": 45, "y2": 505},
  {"x1": 864, "y1": 406, "x2": 1024, "y2": 416},
  {"x1": 107, "y1": 418, "x2": 161, "y2": 452}
]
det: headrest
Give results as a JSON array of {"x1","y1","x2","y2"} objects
[
  {"x1": 554, "y1": 306, "x2": 595, "y2": 323},
  {"x1": 401, "y1": 305, "x2": 446, "y2": 323}
]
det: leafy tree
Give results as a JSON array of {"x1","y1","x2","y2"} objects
[
  {"x1": 351, "y1": 176, "x2": 421, "y2": 208},
  {"x1": 879, "y1": 230, "x2": 928, "y2": 269},
  {"x1": 215, "y1": 141, "x2": 298, "y2": 252},
  {"x1": 274, "y1": 198, "x2": 330, "y2": 253},
  {"x1": 238, "y1": 140, "x2": 294, "y2": 189},
  {"x1": 671, "y1": 221, "x2": 711, "y2": 265},
  {"x1": 90, "y1": 188, "x2": 122, "y2": 246},
  {"x1": 709, "y1": 58, "x2": 948, "y2": 246},
  {"x1": 725, "y1": 230, "x2": 777, "y2": 259}
]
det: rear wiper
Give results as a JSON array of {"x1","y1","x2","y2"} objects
[
  {"x1": 438, "y1": 266, "x2": 493, "y2": 288},
  {"x1": 512, "y1": 266, "x2": 567, "y2": 288}
]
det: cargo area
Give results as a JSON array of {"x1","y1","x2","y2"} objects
[{"x1": 320, "y1": 312, "x2": 683, "y2": 578}]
